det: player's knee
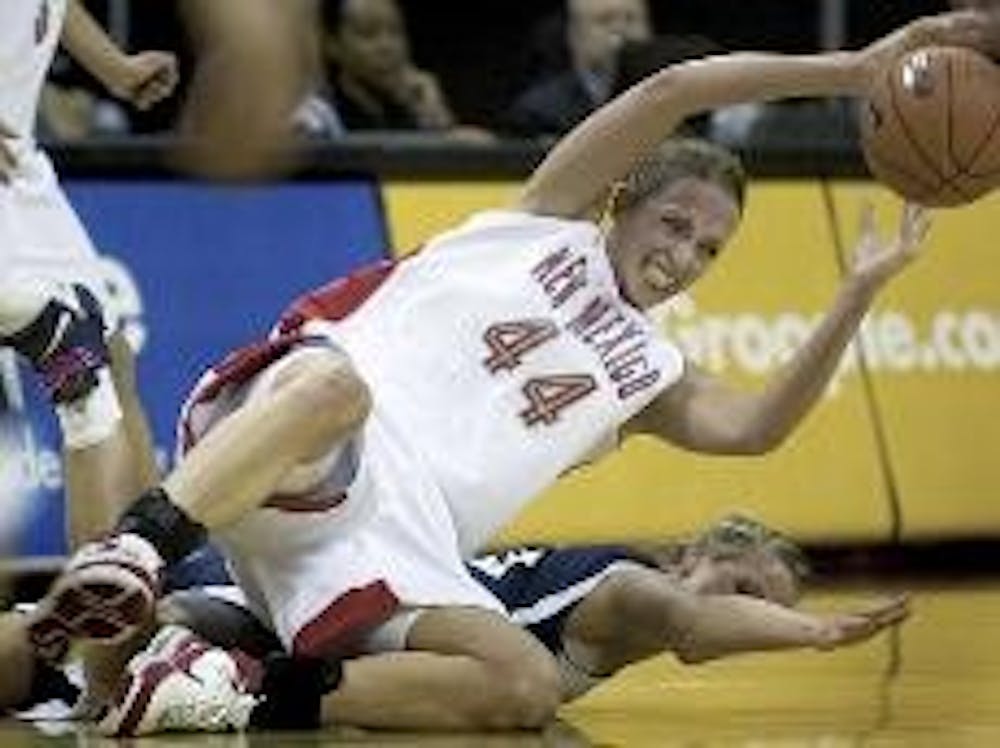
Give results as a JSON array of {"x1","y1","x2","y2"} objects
[
  {"x1": 288, "y1": 354, "x2": 372, "y2": 433},
  {"x1": 480, "y1": 656, "x2": 562, "y2": 729}
]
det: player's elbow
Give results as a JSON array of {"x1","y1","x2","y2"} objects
[
  {"x1": 714, "y1": 406, "x2": 790, "y2": 455},
  {"x1": 727, "y1": 426, "x2": 787, "y2": 455},
  {"x1": 674, "y1": 641, "x2": 718, "y2": 665}
]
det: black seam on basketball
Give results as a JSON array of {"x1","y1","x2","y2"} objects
[
  {"x1": 941, "y1": 180, "x2": 971, "y2": 204},
  {"x1": 958, "y1": 107, "x2": 1000, "y2": 178},
  {"x1": 963, "y1": 163, "x2": 1000, "y2": 179},
  {"x1": 946, "y1": 55, "x2": 960, "y2": 170},
  {"x1": 888, "y1": 63, "x2": 949, "y2": 183},
  {"x1": 868, "y1": 148, "x2": 943, "y2": 198}
]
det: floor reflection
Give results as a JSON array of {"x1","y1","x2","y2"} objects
[{"x1": 4, "y1": 582, "x2": 1000, "y2": 747}]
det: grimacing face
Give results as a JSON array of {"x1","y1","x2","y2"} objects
[
  {"x1": 607, "y1": 177, "x2": 741, "y2": 309},
  {"x1": 335, "y1": 0, "x2": 409, "y2": 88},
  {"x1": 680, "y1": 547, "x2": 802, "y2": 608}
]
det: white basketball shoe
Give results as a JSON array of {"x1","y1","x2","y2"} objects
[{"x1": 99, "y1": 624, "x2": 260, "y2": 736}]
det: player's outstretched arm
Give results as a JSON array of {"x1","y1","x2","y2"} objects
[
  {"x1": 516, "y1": 10, "x2": 1000, "y2": 221},
  {"x1": 671, "y1": 592, "x2": 911, "y2": 663},
  {"x1": 629, "y1": 204, "x2": 931, "y2": 454},
  {"x1": 61, "y1": 0, "x2": 178, "y2": 111}
]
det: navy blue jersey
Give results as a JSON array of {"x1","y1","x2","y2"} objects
[
  {"x1": 164, "y1": 544, "x2": 233, "y2": 593},
  {"x1": 165, "y1": 543, "x2": 654, "y2": 654},
  {"x1": 468, "y1": 546, "x2": 653, "y2": 652}
]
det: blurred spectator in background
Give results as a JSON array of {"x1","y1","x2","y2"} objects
[
  {"x1": 504, "y1": 0, "x2": 652, "y2": 137},
  {"x1": 316, "y1": 0, "x2": 458, "y2": 133}
]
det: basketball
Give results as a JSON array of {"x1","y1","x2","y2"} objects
[{"x1": 860, "y1": 45, "x2": 1000, "y2": 207}]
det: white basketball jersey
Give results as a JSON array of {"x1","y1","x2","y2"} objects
[
  {"x1": 0, "y1": 0, "x2": 66, "y2": 140},
  {"x1": 309, "y1": 210, "x2": 686, "y2": 553}
]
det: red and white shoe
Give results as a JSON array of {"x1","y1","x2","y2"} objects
[
  {"x1": 27, "y1": 533, "x2": 162, "y2": 662},
  {"x1": 99, "y1": 625, "x2": 260, "y2": 736}
]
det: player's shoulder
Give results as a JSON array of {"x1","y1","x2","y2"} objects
[{"x1": 439, "y1": 209, "x2": 601, "y2": 246}]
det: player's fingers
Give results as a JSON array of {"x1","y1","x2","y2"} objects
[
  {"x1": 134, "y1": 71, "x2": 178, "y2": 110},
  {"x1": 901, "y1": 203, "x2": 931, "y2": 245},
  {"x1": 865, "y1": 594, "x2": 911, "y2": 624},
  {"x1": 141, "y1": 80, "x2": 172, "y2": 107},
  {"x1": 0, "y1": 135, "x2": 15, "y2": 179},
  {"x1": 159, "y1": 58, "x2": 180, "y2": 91}
]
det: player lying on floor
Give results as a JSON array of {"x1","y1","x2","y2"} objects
[
  {"x1": 9, "y1": 514, "x2": 900, "y2": 734},
  {"x1": 14, "y1": 6, "x2": 993, "y2": 735}
]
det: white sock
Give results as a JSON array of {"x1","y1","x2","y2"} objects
[
  {"x1": 55, "y1": 368, "x2": 123, "y2": 449},
  {"x1": 0, "y1": 277, "x2": 50, "y2": 336}
]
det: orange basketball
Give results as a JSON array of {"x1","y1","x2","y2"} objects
[{"x1": 860, "y1": 45, "x2": 1000, "y2": 207}]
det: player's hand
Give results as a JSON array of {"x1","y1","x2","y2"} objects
[
  {"x1": 848, "y1": 201, "x2": 931, "y2": 292},
  {"x1": 108, "y1": 51, "x2": 179, "y2": 111},
  {"x1": 814, "y1": 593, "x2": 911, "y2": 650},
  {"x1": 860, "y1": 10, "x2": 1000, "y2": 81},
  {"x1": 385, "y1": 65, "x2": 456, "y2": 130}
]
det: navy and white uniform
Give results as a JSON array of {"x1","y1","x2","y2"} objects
[
  {"x1": 167, "y1": 542, "x2": 655, "y2": 656},
  {"x1": 467, "y1": 546, "x2": 653, "y2": 653}
]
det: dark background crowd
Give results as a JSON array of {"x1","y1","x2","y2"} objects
[{"x1": 43, "y1": 0, "x2": 961, "y2": 150}]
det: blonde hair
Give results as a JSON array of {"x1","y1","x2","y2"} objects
[
  {"x1": 634, "y1": 513, "x2": 810, "y2": 584},
  {"x1": 689, "y1": 513, "x2": 811, "y2": 583},
  {"x1": 613, "y1": 138, "x2": 746, "y2": 217}
]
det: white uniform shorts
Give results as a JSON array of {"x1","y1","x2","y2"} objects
[
  {"x1": 191, "y1": 344, "x2": 507, "y2": 659},
  {"x1": 0, "y1": 147, "x2": 122, "y2": 329}
]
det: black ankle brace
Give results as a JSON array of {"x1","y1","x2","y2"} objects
[
  {"x1": 248, "y1": 654, "x2": 343, "y2": 730},
  {"x1": 116, "y1": 487, "x2": 207, "y2": 566},
  {"x1": 3, "y1": 300, "x2": 66, "y2": 362}
]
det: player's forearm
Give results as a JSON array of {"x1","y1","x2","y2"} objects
[
  {"x1": 519, "y1": 51, "x2": 859, "y2": 217},
  {"x1": 674, "y1": 594, "x2": 829, "y2": 663},
  {"x1": 655, "y1": 51, "x2": 861, "y2": 118},
  {"x1": 732, "y1": 278, "x2": 874, "y2": 452},
  {"x1": 61, "y1": 0, "x2": 130, "y2": 94}
]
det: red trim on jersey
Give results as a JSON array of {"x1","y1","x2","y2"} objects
[
  {"x1": 199, "y1": 332, "x2": 304, "y2": 405},
  {"x1": 278, "y1": 259, "x2": 397, "y2": 334},
  {"x1": 177, "y1": 332, "x2": 305, "y2": 454},
  {"x1": 179, "y1": 258, "x2": 397, "y2": 455},
  {"x1": 262, "y1": 491, "x2": 348, "y2": 513},
  {"x1": 292, "y1": 581, "x2": 399, "y2": 659}
]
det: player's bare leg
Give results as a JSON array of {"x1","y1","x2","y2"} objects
[
  {"x1": 162, "y1": 348, "x2": 369, "y2": 529},
  {"x1": 176, "y1": 0, "x2": 312, "y2": 180},
  {"x1": 63, "y1": 331, "x2": 157, "y2": 544},
  {"x1": 42, "y1": 346, "x2": 370, "y2": 648},
  {"x1": 99, "y1": 605, "x2": 563, "y2": 735},
  {"x1": 0, "y1": 280, "x2": 156, "y2": 653},
  {"x1": 319, "y1": 607, "x2": 563, "y2": 730}
]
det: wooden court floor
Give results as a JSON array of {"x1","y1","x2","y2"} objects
[{"x1": 3, "y1": 580, "x2": 999, "y2": 747}]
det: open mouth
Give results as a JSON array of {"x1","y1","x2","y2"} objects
[{"x1": 640, "y1": 251, "x2": 678, "y2": 294}]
